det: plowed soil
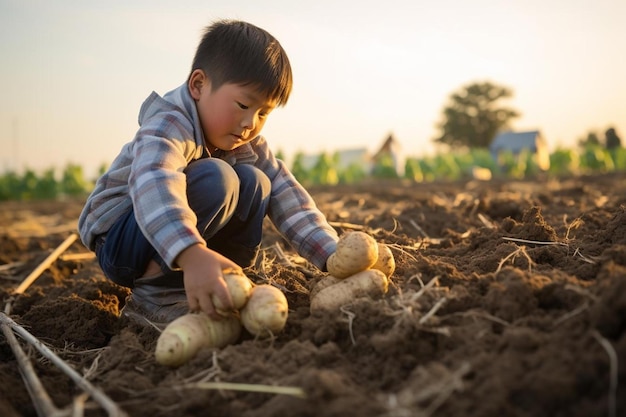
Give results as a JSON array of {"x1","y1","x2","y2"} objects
[{"x1": 1, "y1": 173, "x2": 625, "y2": 417}]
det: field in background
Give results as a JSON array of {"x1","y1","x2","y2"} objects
[
  {"x1": 1, "y1": 173, "x2": 624, "y2": 416},
  {"x1": 1, "y1": 144, "x2": 625, "y2": 201}
]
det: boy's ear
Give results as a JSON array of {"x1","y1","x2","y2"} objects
[{"x1": 188, "y1": 69, "x2": 210, "y2": 100}]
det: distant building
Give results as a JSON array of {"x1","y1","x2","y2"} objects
[
  {"x1": 489, "y1": 130, "x2": 550, "y2": 171},
  {"x1": 372, "y1": 133, "x2": 404, "y2": 176},
  {"x1": 300, "y1": 133, "x2": 404, "y2": 176}
]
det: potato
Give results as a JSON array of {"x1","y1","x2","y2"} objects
[
  {"x1": 155, "y1": 312, "x2": 241, "y2": 367},
  {"x1": 327, "y1": 231, "x2": 379, "y2": 278},
  {"x1": 309, "y1": 275, "x2": 342, "y2": 299},
  {"x1": 371, "y1": 243, "x2": 395, "y2": 278},
  {"x1": 212, "y1": 268, "x2": 253, "y2": 312},
  {"x1": 241, "y1": 284, "x2": 288, "y2": 337},
  {"x1": 310, "y1": 269, "x2": 389, "y2": 314}
]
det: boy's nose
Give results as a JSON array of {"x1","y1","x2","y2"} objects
[{"x1": 241, "y1": 116, "x2": 255, "y2": 130}]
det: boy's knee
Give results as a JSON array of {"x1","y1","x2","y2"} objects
[
  {"x1": 235, "y1": 164, "x2": 271, "y2": 197},
  {"x1": 186, "y1": 158, "x2": 239, "y2": 196}
]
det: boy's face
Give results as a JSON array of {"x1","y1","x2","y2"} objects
[{"x1": 189, "y1": 69, "x2": 277, "y2": 152}]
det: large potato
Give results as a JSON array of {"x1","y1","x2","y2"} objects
[
  {"x1": 155, "y1": 312, "x2": 241, "y2": 367},
  {"x1": 241, "y1": 284, "x2": 288, "y2": 337},
  {"x1": 327, "y1": 231, "x2": 379, "y2": 278},
  {"x1": 310, "y1": 269, "x2": 389, "y2": 314},
  {"x1": 371, "y1": 243, "x2": 395, "y2": 278}
]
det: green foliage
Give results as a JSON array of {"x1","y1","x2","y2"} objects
[
  {"x1": 339, "y1": 163, "x2": 367, "y2": 184},
  {"x1": 310, "y1": 152, "x2": 339, "y2": 185},
  {"x1": 550, "y1": 148, "x2": 580, "y2": 176},
  {"x1": 1, "y1": 142, "x2": 625, "y2": 201},
  {"x1": 290, "y1": 152, "x2": 309, "y2": 184},
  {"x1": 433, "y1": 81, "x2": 520, "y2": 149},
  {"x1": 371, "y1": 154, "x2": 398, "y2": 179},
  {"x1": 579, "y1": 144, "x2": 614, "y2": 173},
  {"x1": 609, "y1": 147, "x2": 626, "y2": 170},
  {"x1": 0, "y1": 172, "x2": 22, "y2": 200},
  {"x1": 61, "y1": 163, "x2": 91, "y2": 196},
  {"x1": 404, "y1": 158, "x2": 424, "y2": 182},
  {"x1": 0, "y1": 163, "x2": 91, "y2": 201},
  {"x1": 35, "y1": 168, "x2": 60, "y2": 200}
]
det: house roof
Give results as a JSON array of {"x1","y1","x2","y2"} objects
[{"x1": 490, "y1": 130, "x2": 544, "y2": 153}]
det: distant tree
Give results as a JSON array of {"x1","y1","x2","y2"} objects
[
  {"x1": 21, "y1": 169, "x2": 38, "y2": 200},
  {"x1": 61, "y1": 163, "x2": 90, "y2": 196},
  {"x1": 578, "y1": 131, "x2": 601, "y2": 148},
  {"x1": 275, "y1": 149, "x2": 286, "y2": 161},
  {"x1": 34, "y1": 168, "x2": 59, "y2": 200},
  {"x1": 605, "y1": 127, "x2": 622, "y2": 149},
  {"x1": 433, "y1": 81, "x2": 520, "y2": 149}
]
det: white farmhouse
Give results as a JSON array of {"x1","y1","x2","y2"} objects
[{"x1": 489, "y1": 130, "x2": 550, "y2": 171}]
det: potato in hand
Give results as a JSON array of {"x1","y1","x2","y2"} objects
[
  {"x1": 327, "y1": 231, "x2": 379, "y2": 278},
  {"x1": 211, "y1": 268, "x2": 253, "y2": 313}
]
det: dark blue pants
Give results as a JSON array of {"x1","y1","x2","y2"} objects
[{"x1": 95, "y1": 159, "x2": 271, "y2": 288}]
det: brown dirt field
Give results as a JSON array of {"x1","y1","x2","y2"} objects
[{"x1": 1, "y1": 173, "x2": 625, "y2": 417}]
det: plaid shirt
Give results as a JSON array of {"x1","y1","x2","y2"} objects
[{"x1": 78, "y1": 83, "x2": 338, "y2": 270}]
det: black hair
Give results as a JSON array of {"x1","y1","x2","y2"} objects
[{"x1": 191, "y1": 20, "x2": 293, "y2": 106}]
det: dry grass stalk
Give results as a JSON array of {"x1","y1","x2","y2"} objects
[
  {"x1": 502, "y1": 236, "x2": 567, "y2": 246},
  {"x1": 503, "y1": 233, "x2": 597, "y2": 264},
  {"x1": 477, "y1": 213, "x2": 496, "y2": 229},
  {"x1": 564, "y1": 284, "x2": 599, "y2": 302},
  {"x1": 183, "y1": 351, "x2": 223, "y2": 383},
  {"x1": 386, "y1": 277, "x2": 450, "y2": 335},
  {"x1": 552, "y1": 302, "x2": 589, "y2": 328},
  {"x1": 592, "y1": 330, "x2": 618, "y2": 417},
  {"x1": 384, "y1": 362, "x2": 472, "y2": 417},
  {"x1": 496, "y1": 245, "x2": 534, "y2": 273},
  {"x1": 572, "y1": 247, "x2": 597, "y2": 264},
  {"x1": 340, "y1": 306, "x2": 357, "y2": 346},
  {"x1": 180, "y1": 381, "x2": 306, "y2": 398},
  {"x1": 0, "y1": 312, "x2": 128, "y2": 417},
  {"x1": 0, "y1": 311, "x2": 60, "y2": 416},
  {"x1": 419, "y1": 298, "x2": 447, "y2": 325},
  {"x1": 409, "y1": 219, "x2": 429, "y2": 238},
  {"x1": 564, "y1": 216, "x2": 584, "y2": 241},
  {"x1": 447, "y1": 309, "x2": 511, "y2": 327},
  {"x1": 59, "y1": 252, "x2": 96, "y2": 262},
  {"x1": 421, "y1": 362, "x2": 472, "y2": 417},
  {"x1": 70, "y1": 392, "x2": 89, "y2": 417},
  {"x1": 328, "y1": 221, "x2": 366, "y2": 231},
  {"x1": 14, "y1": 233, "x2": 78, "y2": 295},
  {"x1": 0, "y1": 261, "x2": 25, "y2": 273}
]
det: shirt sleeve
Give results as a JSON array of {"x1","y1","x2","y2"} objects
[
  {"x1": 129, "y1": 113, "x2": 205, "y2": 269},
  {"x1": 250, "y1": 136, "x2": 338, "y2": 270}
]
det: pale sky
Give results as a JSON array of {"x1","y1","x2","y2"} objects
[{"x1": 1, "y1": 0, "x2": 625, "y2": 177}]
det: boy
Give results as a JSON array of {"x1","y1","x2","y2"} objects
[{"x1": 78, "y1": 20, "x2": 338, "y2": 326}]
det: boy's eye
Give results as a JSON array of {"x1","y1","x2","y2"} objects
[{"x1": 237, "y1": 102, "x2": 249, "y2": 110}]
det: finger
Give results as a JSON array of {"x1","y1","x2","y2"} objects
[
  {"x1": 186, "y1": 293, "x2": 200, "y2": 313},
  {"x1": 214, "y1": 273, "x2": 235, "y2": 309},
  {"x1": 197, "y1": 293, "x2": 220, "y2": 320}
]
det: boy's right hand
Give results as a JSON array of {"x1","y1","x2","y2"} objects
[{"x1": 176, "y1": 244, "x2": 242, "y2": 319}]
